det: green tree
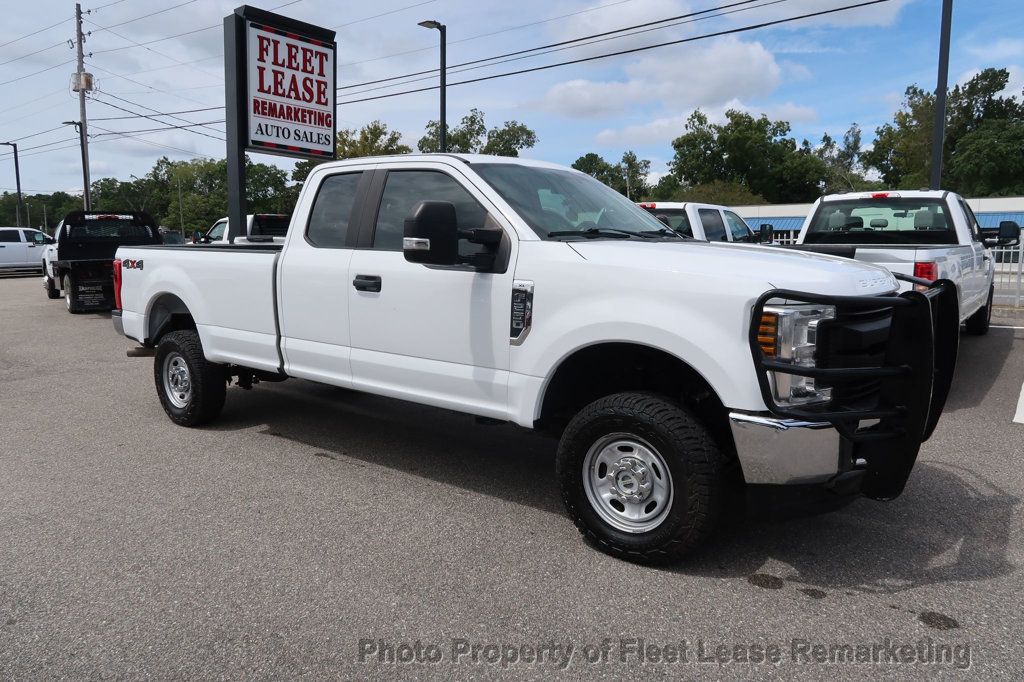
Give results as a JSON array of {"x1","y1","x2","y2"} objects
[
  {"x1": 862, "y1": 68, "x2": 1024, "y2": 193},
  {"x1": 418, "y1": 108, "x2": 538, "y2": 156},
  {"x1": 293, "y1": 120, "x2": 411, "y2": 183},
  {"x1": 571, "y1": 150, "x2": 651, "y2": 198},
  {"x1": 669, "y1": 109, "x2": 828, "y2": 203},
  {"x1": 670, "y1": 180, "x2": 767, "y2": 205}
]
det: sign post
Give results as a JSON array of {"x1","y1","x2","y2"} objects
[{"x1": 224, "y1": 6, "x2": 337, "y2": 243}]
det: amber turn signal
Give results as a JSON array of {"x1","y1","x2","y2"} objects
[{"x1": 757, "y1": 312, "x2": 778, "y2": 357}]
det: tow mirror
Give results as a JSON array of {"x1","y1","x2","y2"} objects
[
  {"x1": 998, "y1": 220, "x2": 1020, "y2": 247},
  {"x1": 759, "y1": 223, "x2": 774, "y2": 244},
  {"x1": 403, "y1": 201, "x2": 459, "y2": 266}
]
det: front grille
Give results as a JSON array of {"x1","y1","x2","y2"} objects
[{"x1": 818, "y1": 306, "x2": 894, "y2": 406}]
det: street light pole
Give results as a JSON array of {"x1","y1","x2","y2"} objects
[
  {"x1": 418, "y1": 20, "x2": 447, "y2": 153},
  {"x1": 929, "y1": 0, "x2": 954, "y2": 190},
  {"x1": 0, "y1": 142, "x2": 24, "y2": 227}
]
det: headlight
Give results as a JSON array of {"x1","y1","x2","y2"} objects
[{"x1": 758, "y1": 304, "x2": 835, "y2": 406}]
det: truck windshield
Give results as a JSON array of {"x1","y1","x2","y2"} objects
[
  {"x1": 803, "y1": 198, "x2": 958, "y2": 245},
  {"x1": 474, "y1": 163, "x2": 675, "y2": 240}
]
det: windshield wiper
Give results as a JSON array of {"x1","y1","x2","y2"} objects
[
  {"x1": 638, "y1": 227, "x2": 686, "y2": 240},
  {"x1": 547, "y1": 228, "x2": 636, "y2": 239}
]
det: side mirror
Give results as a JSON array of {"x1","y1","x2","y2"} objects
[
  {"x1": 403, "y1": 201, "x2": 459, "y2": 266},
  {"x1": 759, "y1": 223, "x2": 774, "y2": 244},
  {"x1": 984, "y1": 221, "x2": 1021, "y2": 248}
]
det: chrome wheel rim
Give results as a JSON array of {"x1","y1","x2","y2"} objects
[
  {"x1": 582, "y1": 433, "x2": 674, "y2": 533},
  {"x1": 162, "y1": 352, "x2": 192, "y2": 409}
]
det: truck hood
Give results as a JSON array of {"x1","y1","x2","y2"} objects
[{"x1": 568, "y1": 239, "x2": 899, "y2": 296}]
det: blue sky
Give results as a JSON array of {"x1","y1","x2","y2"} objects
[{"x1": 0, "y1": 0, "x2": 1022, "y2": 195}]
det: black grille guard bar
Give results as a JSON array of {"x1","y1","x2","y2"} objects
[{"x1": 748, "y1": 276, "x2": 959, "y2": 499}]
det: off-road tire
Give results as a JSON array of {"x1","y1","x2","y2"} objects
[
  {"x1": 556, "y1": 392, "x2": 728, "y2": 563},
  {"x1": 964, "y1": 285, "x2": 993, "y2": 336},
  {"x1": 154, "y1": 330, "x2": 226, "y2": 427}
]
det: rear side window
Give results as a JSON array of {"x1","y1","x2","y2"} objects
[
  {"x1": 0, "y1": 230, "x2": 19, "y2": 242},
  {"x1": 372, "y1": 170, "x2": 488, "y2": 253},
  {"x1": 698, "y1": 209, "x2": 727, "y2": 242},
  {"x1": 306, "y1": 173, "x2": 362, "y2": 248},
  {"x1": 649, "y1": 210, "x2": 692, "y2": 237}
]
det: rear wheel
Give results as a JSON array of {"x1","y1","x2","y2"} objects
[
  {"x1": 154, "y1": 330, "x2": 226, "y2": 426},
  {"x1": 44, "y1": 268, "x2": 60, "y2": 299},
  {"x1": 62, "y1": 274, "x2": 81, "y2": 313},
  {"x1": 964, "y1": 286, "x2": 993, "y2": 336},
  {"x1": 556, "y1": 392, "x2": 728, "y2": 563}
]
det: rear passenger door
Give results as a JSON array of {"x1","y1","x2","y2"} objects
[
  {"x1": 697, "y1": 208, "x2": 728, "y2": 242},
  {"x1": 278, "y1": 169, "x2": 371, "y2": 386}
]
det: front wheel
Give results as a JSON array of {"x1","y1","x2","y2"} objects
[
  {"x1": 154, "y1": 330, "x2": 226, "y2": 426},
  {"x1": 964, "y1": 285, "x2": 993, "y2": 336},
  {"x1": 556, "y1": 392, "x2": 728, "y2": 563}
]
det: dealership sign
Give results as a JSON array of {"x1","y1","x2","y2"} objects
[{"x1": 227, "y1": 6, "x2": 337, "y2": 160}]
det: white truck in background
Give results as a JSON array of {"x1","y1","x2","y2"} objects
[
  {"x1": 192, "y1": 213, "x2": 291, "y2": 245},
  {"x1": 111, "y1": 154, "x2": 960, "y2": 563},
  {"x1": 637, "y1": 201, "x2": 765, "y2": 243},
  {"x1": 792, "y1": 190, "x2": 1020, "y2": 335}
]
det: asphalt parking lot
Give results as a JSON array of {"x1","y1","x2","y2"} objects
[{"x1": 1, "y1": 274, "x2": 1022, "y2": 679}]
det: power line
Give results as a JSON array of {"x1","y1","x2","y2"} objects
[
  {"x1": 8, "y1": 126, "x2": 67, "y2": 143},
  {"x1": 83, "y1": 17, "x2": 220, "y2": 80},
  {"x1": 0, "y1": 17, "x2": 69, "y2": 49},
  {"x1": 0, "y1": 59, "x2": 76, "y2": 87},
  {"x1": 89, "y1": 123, "x2": 209, "y2": 158},
  {"x1": 91, "y1": 105, "x2": 222, "y2": 121},
  {"x1": 91, "y1": 120, "x2": 225, "y2": 136},
  {"x1": 338, "y1": 0, "x2": 776, "y2": 95},
  {"x1": 0, "y1": 40, "x2": 67, "y2": 68},
  {"x1": 88, "y1": 95, "x2": 225, "y2": 141},
  {"x1": 339, "y1": 0, "x2": 640, "y2": 68},
  {"x1": 87, "y1": 0, "x2": 200, "y2": 34},
  {"x1": 337, "y1": 0, "x2": 890, "y2": 106}
]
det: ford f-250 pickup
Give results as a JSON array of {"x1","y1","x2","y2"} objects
[
  {"x1": 791, "y1": 190, "x2": 1020, "y2": 335},
  {"x1": 111, "y1": 154, "x2": 958, "y2": 562}
]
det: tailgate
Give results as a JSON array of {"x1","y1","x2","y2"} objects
[{"x1": 784, "y1": 244, "x2": 917, "y2": 277}]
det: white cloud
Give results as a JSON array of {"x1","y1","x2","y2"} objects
[
  {"x1": 965, "y1": 38, "x2": 1024, "y2": 62},
  {"x1": 540, "y1": 36, "x2": 781, "y2": 117}
]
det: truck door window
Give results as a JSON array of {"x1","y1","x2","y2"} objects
[
  {"x1": 22, "y1": 230, "x2": 46, "y2": 244},
  {"x1": 372, "y1": 170, "x2": 489, "y2": 254},
  {"x1": 206, "y1": 220, "x2": 227, "y2": 241},
  {"x1": 724, "y1": 211, "x2": 753, "y2": 242},
  {"x1": 698, "y1": 208, "x2": 727, "y2": 241},
  {"x1": 306, "y1": 172, "x2": 362, "y2": 248},
  {"x1": 0, "y1": 230, "x2": 20, "y2": 242},
  {"x1": 958, "y1": 199, "x2": 982, "y2": 242}
]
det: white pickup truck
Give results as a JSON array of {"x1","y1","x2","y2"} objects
[
  {"x1": 192, "y1": 213, "x2": 291, "y2": 245},
  {"x1": 793, "y1": 190, "x2": 1020, "y2": 335},
  {"x1": 111, "y1": 154, "x2": 959, "y2": 562},
  {"x1": 637, "y1": 201, "x2": 764, "y2": 243}
]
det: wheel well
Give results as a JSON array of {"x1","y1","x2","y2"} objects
[
  {"x1": 147, "y1": 294, "x2": 195, "y2": 345},
  {"x1": 537, "y1": 343, "x2": 736, "y2": 457}
]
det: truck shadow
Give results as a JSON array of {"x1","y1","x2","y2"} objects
[
  {"x1": 210, "y1": 380, "x2": 1017, "y2": 593},
  {"x1": 676, "y1": 462, "x2": 1018, "y2": 594},
  {"x1": 942, "y1": 328, "x2": 1018, "y2": 413}
]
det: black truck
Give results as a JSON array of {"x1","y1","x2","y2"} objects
[{"x1": 48, "y1": 211, "x2": 163, "y2": 313}]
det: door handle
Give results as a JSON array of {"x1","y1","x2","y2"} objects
[{"x1": 352, "y1": 274, "x2": 382, "y2": 292}]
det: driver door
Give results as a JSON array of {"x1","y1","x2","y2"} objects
[{"x1": 346, "y1": 164, "x2": 516, "y2": 419}]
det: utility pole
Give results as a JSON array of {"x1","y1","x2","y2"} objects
[
  {"x1": 74, "y1": 3, "x2": 92, "y2": 209},
  {"x1": 418, "y1": 20, "x2": 447, "y2": 152},
  {"x1": 0, "y1": 142, "x2": 24, "y2": 226},
  {"x1": 43, "y1": 204, "x2": 48, "y2": 231},
  {"x1": 929, "y1": 0, "x2": 953, "y2": 190}
]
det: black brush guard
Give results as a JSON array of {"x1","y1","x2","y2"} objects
[{"x1": 748, "y1": 276, "x2": 959, "y2": 500}]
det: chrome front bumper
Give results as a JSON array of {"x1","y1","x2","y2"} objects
[{"x1": 729, "y1": 411, "x2": 850, "y2": 485}]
